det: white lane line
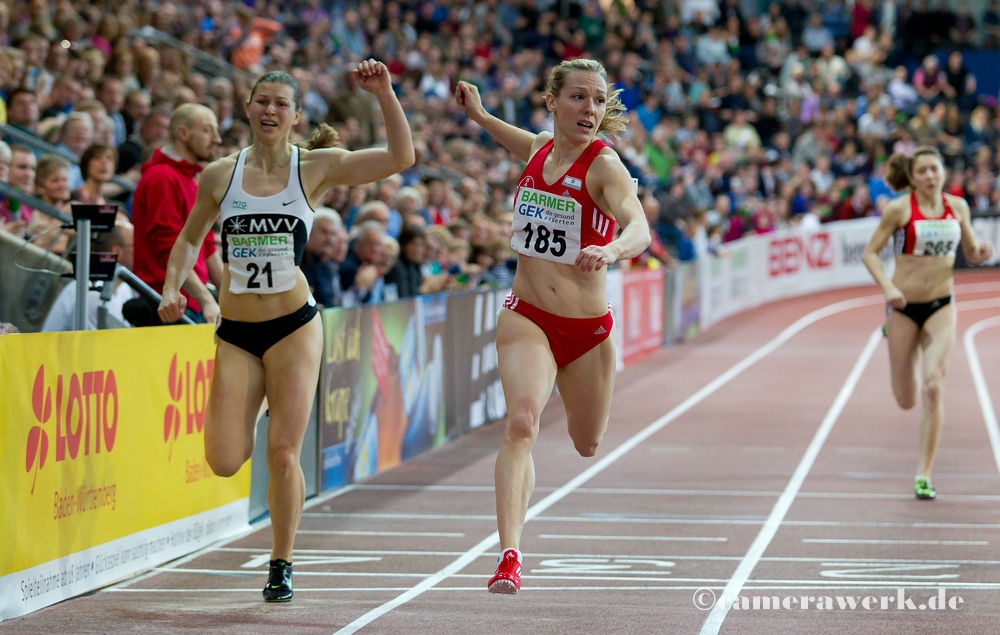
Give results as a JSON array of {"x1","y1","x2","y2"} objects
[
  {"x1": 298, "y1": 530, "x2": 464, "y2": 537},
  {"x1": 798, "y1": 492, "x2": 1000, "y2": 500},
  {"x1": 575, "y1": 487, "x2": 779, "y2": 496},
  {"x1": 331, "y1": 486, "x2": 1000, "y2": 500},
  {"x1": 957, "y1": 298, "x2": 1000, "y2": 312},
  {"x1": 302, "y1": 512, "x2": 495, "y2": 520},
  {"x1": 209, "y1": 548, "x2": 1000, "y2": 567},
  {"x1": 803, "y1": 539, "x2": 988, "y2": 546},
  {"x1": 538, "y1": 534, "x2": 726, "y2": 542},
  {"x1": 331, "y1": 295, "x2": 887, "y2": 635},
  {"x1": 354, "y1": 484, "x2": 498, "y2": 492},
  {"x1": 104, "y1": 581, "x2": 1000, "y2": 593},
  {"x1": 304, "y1": 511, "x2": 1000, "y2": 529},
  {"x1": 699, "y1": 328, "x2": 882, "y2": 635},
  {"x1": 143, "y1": 568, "x2": 1000, "y2": 586},
  {"x1": 952, "y1": 281, "x2": 1000, "y2": 297},
  {"x1": 963, "y1": 315, "x2": 1000, "y2": 477},
  {"x1": 108, "y1": 484, "x2": 359, "y2": 590}
]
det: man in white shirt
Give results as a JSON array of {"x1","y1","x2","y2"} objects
[{"x1": 42, "y1": 220, "x2": 138, "y2": 331}]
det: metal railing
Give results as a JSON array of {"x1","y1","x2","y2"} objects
[
  {"x1": 0, "y1": 181, "x2": 72, "y2": 225},
  {"x1": 96, "y1": 265, "x2": 195, "y2": 328},
  {"x1": 131, "y1": 26, "x2": 258, "y2": 84},
  {"x1": 1, "y1": 124, "x2": 136, "y2": 193}
]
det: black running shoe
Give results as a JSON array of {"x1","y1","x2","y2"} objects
[{"x1": 263, "y1": 559, "x2": 293, "y2": 602}]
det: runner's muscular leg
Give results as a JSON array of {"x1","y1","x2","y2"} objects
[
  {"x1": 262, "y1": 314, "x2": 323, "y2": 562},
  {"x1": 915, "y1": 304, "x2": 956, "y2": 478},
  {"x1": 886, "y1": 309, "x2": 921, "y2": 410},
  {"x1": 495, "y1": 309, "x2": 557, "y2": 551},
  {"x1": 204, "y1": 340, "x2": 266, "y2": 477},
  {"x1": 556, "y1": 332, "x2": 616, "y2": 457}
]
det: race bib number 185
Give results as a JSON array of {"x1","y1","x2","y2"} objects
[{"x1": 511, "y1": 187, "x2": 581, "y2": 265}]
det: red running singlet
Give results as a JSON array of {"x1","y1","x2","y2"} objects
[
  {"x1": 511, "y1": 138, "x2": 616, "y2": 265},
  {"x1": 894, "y1": 192, "x2": 962, "y2": 258}
]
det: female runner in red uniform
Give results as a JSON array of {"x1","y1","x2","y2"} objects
[
  {"x1": 862, "y1": 146, "x2": 993, "y2": 500},
  {"x1": 455, "y1": 58, "x2": 650, "y2": 594}
]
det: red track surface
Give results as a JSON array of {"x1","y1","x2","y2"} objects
[{"x1": 5, "y1": 270, "x2": 1000, "y2": 635}]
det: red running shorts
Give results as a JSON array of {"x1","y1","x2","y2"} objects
[{"x1": 502, "y1": 293, "x2": 614, "y2": 369}]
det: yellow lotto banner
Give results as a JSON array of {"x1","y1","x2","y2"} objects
[{"x1": 0, "y1": 325, "x2": 251, "y2": 620}]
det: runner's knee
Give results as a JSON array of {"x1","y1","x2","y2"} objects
[
  {"x1": 573, "y1": 439, "x2": 600, "y2": 458},
  {"x1": 266, "y1": 443, "x2": 301, "y2": 480},
  {"x1": 206, "y1": 448, "x2": 245, "y2": 478},
  {"x1": 922, "y1": 375, "x2": 944, "y2": 407},
  {"x1": 569, "y1": 425, "x2": 602, "y2": 457},
  {"x1": 505, "y1": 402, "x2": 540, "y2": 443},
  {"x1": 894, "y1": 388, "x2": 917, "y2": 410}
]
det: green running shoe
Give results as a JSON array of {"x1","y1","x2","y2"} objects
[
  {"x1": 263, "y1": 559, "x2": 293, "y2": 602},
  {"x1": 914, "y1": 477, "x2": 936, "y2": 500}
]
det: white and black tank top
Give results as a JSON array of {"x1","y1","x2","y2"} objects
[{"x1": 220, "y1": 145, "x2": 314, "y2": 294}]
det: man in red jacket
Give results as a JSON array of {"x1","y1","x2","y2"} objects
[{"x1": 131, "y1": 104, "x2": 222, "y2": 324}]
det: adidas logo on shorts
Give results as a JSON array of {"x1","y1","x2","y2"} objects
[{"x1": 594, "y1": 326, "x2": 606, "y2": 335}]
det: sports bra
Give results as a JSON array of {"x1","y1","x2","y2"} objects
[
  {"x1": 894, "y1": 192, "x2": 961, "y2": 258},
  {"x1": 220, "y1": 146, "x2": 314, "y2": 294},
  {"x1": 511, "y1": 138, "x2": 616, "y2": 265}
]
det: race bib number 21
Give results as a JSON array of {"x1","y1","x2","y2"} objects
[{"x1": 228, "y1": 233, "x2": 297, "y2": 294}]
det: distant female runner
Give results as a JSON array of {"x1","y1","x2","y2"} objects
[
  {"x1": 159, "y1": 60, "x2": 413, "y2": 601},
  {"x1": 455, "y1": 58, "x2": 650, "y2": 594},
  {"x1": 862, "y1": 146, "x2": 994, "y2": 500}
]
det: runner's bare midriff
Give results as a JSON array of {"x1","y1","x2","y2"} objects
[
  {"x1": 892, "y1": 254, "x2": 954, "y2": 303},
  {"x1": 510, "y1": 256, "x2": 609, "y2": 318},
  {"x1": 218, "y1": 268, "x2": 312, "y2": 322}
]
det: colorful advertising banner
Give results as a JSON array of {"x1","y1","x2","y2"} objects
[
  {"x1": 0, "y1": 325, "x2": 251, "y2": 620},
  {"x1": 318, "y1": 297, "x2": 448, "y2": 492},
  {"x1": 445, "y1": 289, "x2": 508, "y2": 438},
  {"x1": 699, "y1": 218, "x2": 894, "y2": 329},
  {"x1": 620, "y1": 268, "x2": 666, "y2": 366},
  {"x1": 673, "y1": 261, "x2": 701, "y2": 342}
]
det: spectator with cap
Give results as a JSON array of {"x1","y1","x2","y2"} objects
[{"x1": 130, "y1": 103, "x2": 222, "y2": 325}]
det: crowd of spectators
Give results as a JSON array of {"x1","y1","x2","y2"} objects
[{"x1": 2, "y1": 0, "x2": 1000, "y2": 326}]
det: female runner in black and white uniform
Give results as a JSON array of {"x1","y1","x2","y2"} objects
[{"x1": 158, "y1": 61, "x2": 413, "y2": 601}]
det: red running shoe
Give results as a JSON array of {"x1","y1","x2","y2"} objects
[{"x1": 487, "y1": 549, "x2": 521, "y2": 595}]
